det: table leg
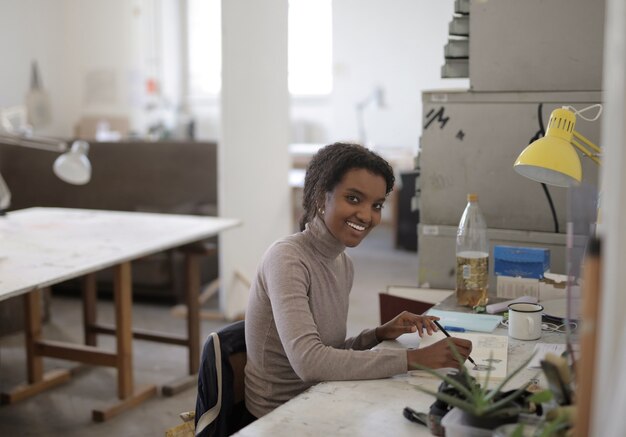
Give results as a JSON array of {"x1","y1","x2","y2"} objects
[
  {"x1": 92, "y1": 262, "x2": 157, "y2": 421},
  {"x1": 162, "y1": 253, "x2": 201, "y2": 396},
  {"x1": 82, "y1": 273, "x2": 98, "y2": 346},
  {"x1": 0, "y1": 290, "x2": 71, "y2": 404},
  {"x1": 25, "y1": 290, "x2": 43, "y2": 383},
  {"x1": 115, "y1": 262, "x2": 133, "y2": 398},
  {"x1": 186, "y1": 254, "x2": 200, "y2": 375}
]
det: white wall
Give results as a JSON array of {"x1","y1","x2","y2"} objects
[
  {"x1": 1, "y1": 0, "x2": 178, "y2": 138},
  {"x1": 0, "y1": 0, "x2": 67, "y2": 135},
  {"x1": 2, "y1": 0, "x2": 466, "y2": 151},
  {"x1": 330, "y1": 0, "x2": 468, "y2": 151}
]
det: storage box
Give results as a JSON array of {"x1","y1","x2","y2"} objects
[
  {"x1": 496, "y1": 274, "x2": 569, "y2": 301},
  {"x1": 496, "y1": 276, "x2": 539, "y2": 299},
  {"x1": 469, "y1": 0, "x2": 604, "y2": 91},
  {"x1": 494, "y1": 245, "x2": 550, "y2": 279}
]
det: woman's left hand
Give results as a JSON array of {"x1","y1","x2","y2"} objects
[{"x1": 375, "y1": 311, "x2": 440, "y2": 341}]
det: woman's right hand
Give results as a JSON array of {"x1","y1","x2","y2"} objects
[{"x1": 406, "y1": 338, "x2": 473, "y2": 370}]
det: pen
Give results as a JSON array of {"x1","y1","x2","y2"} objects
[
  {"x1": 443, "y1": 325, "x2": 465, "y2": 332},
  {"x1": 433, "y1": 320, "x2": 477, "y2": 366}
]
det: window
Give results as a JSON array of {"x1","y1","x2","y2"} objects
[
  {"x1": 187, "y1": 0, "x2": 222, "y2": 96},
  {"x1": 288, "y1": 0, "x2": 332, "y2": 95},
  {"x1": 186, "y1": 0, "x2": 332, "y2": 98}
]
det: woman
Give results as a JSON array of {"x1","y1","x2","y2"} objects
[{"x1": 244, "y1": 143, "x2": 472, "y2": 419}]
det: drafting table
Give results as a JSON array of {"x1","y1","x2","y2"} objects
[{"x1": 0, "y1": 207, "x2": 239, "y2": 421}]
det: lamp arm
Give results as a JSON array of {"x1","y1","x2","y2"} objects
[
  {"x1": 571, "y1": 138, "x2": 601, "y2": 165},
  {"x1": 0, "y1": 133, "x2": 67, "y2": 152},
  {"x1": 573, "y1": 130, "x2": 602, "y2": 154}
]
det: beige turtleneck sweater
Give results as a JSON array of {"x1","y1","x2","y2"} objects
[{"x1": 244, "y1": 216, "x2": 408, "y2": 418}]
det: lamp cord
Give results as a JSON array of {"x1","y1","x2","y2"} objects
[
  {"x1": 541, "y1": 183, "x2": 559, "y2": 234},
  {"x1": 529, "y1": 103, "x2": 560, "y2": 234}
]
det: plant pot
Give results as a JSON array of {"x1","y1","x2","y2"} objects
[
  {"x1": 442, "y1": 407, "x2": 520, "y2": 437},
  {"x1": 462, "y1": 410, "x2": 519, "y2": 430}
]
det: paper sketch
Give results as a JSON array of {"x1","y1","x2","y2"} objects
[{"x1": 411, "y1": 331, "x2": 509, "y2": 380}]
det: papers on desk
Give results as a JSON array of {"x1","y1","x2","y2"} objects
[
  {"x1": 426, "y1": 309, "x2": 503, "y2": 333},
  {"x1": 413, "y1": 331, "x2": 509, "y2": 381},
  {"x1": 527, "y1": 343, "x2": 567, "y2": 369}
]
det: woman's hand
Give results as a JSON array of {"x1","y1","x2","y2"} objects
[
  {"x1": 407, "y1": 338, "x2": 473, "y2": 370},
  {"x1": 375, "y1": 311, "x2": 440, "y2": 341}
]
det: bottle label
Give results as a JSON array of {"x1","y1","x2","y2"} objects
[
  {"x1": 456, "y1": 253, "x2": 489, "y2": 307},
  {"x1": 462, "y1": 264, "x2": 471, "y2": 279}
]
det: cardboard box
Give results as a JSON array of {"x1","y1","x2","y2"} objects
[
  {"x1": 496, "y1": 276, "x2": 539, "y2": 299},
  {"x1": 539, "y1": 274, "x2": 568, "y2": 301},
  {"x1": 496, "y1": 274, "x2": 569, "y2": 301}
]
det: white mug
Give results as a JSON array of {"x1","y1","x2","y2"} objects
[{"x1": 508, "y1": 302, "x2": 543, "y2": 340}]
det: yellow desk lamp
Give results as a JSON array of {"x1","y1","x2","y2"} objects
[{"x1": 514, "y1": 105, "x2": 602, "y2": 187}]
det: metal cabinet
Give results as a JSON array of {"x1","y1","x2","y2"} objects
[{"x1": 417, "y1": 89, "x2": 602, "y2": 290}]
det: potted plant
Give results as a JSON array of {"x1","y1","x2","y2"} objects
[{"x1": 412, "y1": 348, "x2": 540, "y2": 432}]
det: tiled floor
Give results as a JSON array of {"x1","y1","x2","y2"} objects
[{"x1": 0, "y1": 224, "x2": 418, "y2": 436}]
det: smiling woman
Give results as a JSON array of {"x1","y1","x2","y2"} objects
[{"x1": 242, "y1": 142, "x2": 473, "y2": 422}]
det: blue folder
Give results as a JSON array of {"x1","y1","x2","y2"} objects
[{"x1": 426, "y1": 309, "x2": 503, "y2": 333}]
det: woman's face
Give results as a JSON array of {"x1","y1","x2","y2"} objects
[{"x1": 322, "y1": 168, "x2": 387, "y2": 247}]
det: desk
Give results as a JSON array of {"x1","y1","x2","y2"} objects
[
  {"x1": 0, "y1": 207, "x2": 240, "y2": 421},
  {"x1": 235, "y1": 310, "x2": 565, "y2": 436}
]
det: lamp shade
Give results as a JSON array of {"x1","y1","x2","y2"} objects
[
  {"x1": 514, "y1": 107, "x2": 582, "y2": 187},
  {"x1": 53, "y1": 140, "x2": 91, "y2": 185}
]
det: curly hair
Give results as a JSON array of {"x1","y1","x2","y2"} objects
[{"x1": 299, "y1": 142, "x2": 395, "y2": 231}]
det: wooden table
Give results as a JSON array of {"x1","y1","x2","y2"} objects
[
  {"x1": 0, "y1": 207, "x2": 239, "y2": 421},
  {"x1": 235, "y1": 309, "x2": 566, "y2": 436}
]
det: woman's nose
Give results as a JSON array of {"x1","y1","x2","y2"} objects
[{"x1": 355, "y1": 205, "x2": 371, "y2": 223}]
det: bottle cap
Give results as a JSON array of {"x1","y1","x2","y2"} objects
[{"x1": 467, "y1": 193, "x2": 478, "y2": 202}]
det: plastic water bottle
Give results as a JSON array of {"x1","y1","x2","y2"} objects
[{"x1": 456, "y1": 193, "x2": 489, "y2": 307}]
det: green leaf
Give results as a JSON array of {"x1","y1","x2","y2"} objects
[
  {"x1": 511, "y1": 424, "x2": 526, "y2": 437},
  {"x1": 410, "y1": 365, "x2": 474, "y2": 400},
  {"x1": 482, "y1": 381, "x2": 532, "y2": 415},
  {"x1": 484, "y1": 353, "x2": 538, "y2": 402},
  {"x1": 528, "y1": 389, "x2": 553, "y2": 404}
]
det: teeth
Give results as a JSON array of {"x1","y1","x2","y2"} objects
[{"x1": 347, "y1": 221, "x2": 366, "y2": 231}]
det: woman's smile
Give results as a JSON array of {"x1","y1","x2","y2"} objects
[{"x1": 346, "y1": 220, "x2": 367, "y2": 232}]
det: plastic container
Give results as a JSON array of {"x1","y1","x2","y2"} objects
[
  {"x1": 456, "y1": 193, "x2": 490, "y2": 307},
  {"x1": 440, "y1": 407, "x2": 493, "y2": 437},
  {"x1": 493, "y1": 422, "x2": 539, "y2": 436}
]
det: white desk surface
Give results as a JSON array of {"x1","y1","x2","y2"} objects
[
  {"x1": 0, "y1": 207, "x2": 240, "y2": 302},
  {"x1": 236, "y1": 311, "x2": 565, "y2": 437}
]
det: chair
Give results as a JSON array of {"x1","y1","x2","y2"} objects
[{"x1": 195, "y1": 320, "x2": 248, "y2": 437}]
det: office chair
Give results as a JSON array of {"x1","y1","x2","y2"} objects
[{"x1": 195, "y1": 320, "x2": 248, "y2": 437}]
